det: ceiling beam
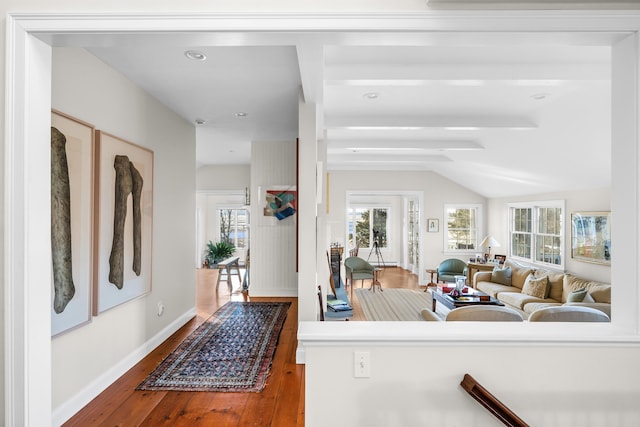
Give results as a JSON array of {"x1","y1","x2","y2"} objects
[
  {"x1": 326, "y1": 139, "x2": 483, "y2": 150},
  {"x1": 325, "y1": 115, "x2": 538, "y2": 129}
]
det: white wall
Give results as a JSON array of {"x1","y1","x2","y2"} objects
[
  {"x1": 303, "y1": 337, "x2": 640, "y2": 426},
  {"x1": 50, "y1": 48, "x2": 196, "y2": 417},
  {"x1": 196, "y1": 164, "x2": 250, "y2": 191},
  {"x1": 488, "y1": 187, "x2": 611, "y2": 283},
  {"x1": 327, "y1": 170, "x2": 487, "y2": 281}
]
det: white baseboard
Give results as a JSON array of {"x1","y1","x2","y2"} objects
[
  {"x1": 296, "y1": 344, "x2": 306, "y2": 364},
  {"x1": 248, "y1": 288, "x2": 298, "y2": 297},
  {"x1": 52, "y1": 307, "x2": 197, "y2": 426}
]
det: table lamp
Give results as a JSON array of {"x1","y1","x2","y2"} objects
[{"x1": 480, "y1": 235, "x2": 500, "y2": 258}]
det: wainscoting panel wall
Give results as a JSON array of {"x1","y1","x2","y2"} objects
[{"x1": 250, "y1": 140, "x2": 298, "y2": 296}]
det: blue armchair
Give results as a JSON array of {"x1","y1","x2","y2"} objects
[{"x1": 436, "y1": 258, "x2": 468, "y2": 283}]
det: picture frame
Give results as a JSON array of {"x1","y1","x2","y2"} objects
[
  {"x1": 262, "y1": 185, "x2": 297, "y2": 221},
  {"x1": 427, "y1": 218, "x2": 439, "y2": 233},
  {"x1": 94, "y1": 131, "x2": 154, "y2": 314},
  {"x1": 571, "y1": 211, "x2": 611, "y2": 265},
  {"x1": 51, "y1": 110, "x2": 95, "y2": 336},
  {"x1": 494, "y1": 254, "x2": 507, "y2": 264}
]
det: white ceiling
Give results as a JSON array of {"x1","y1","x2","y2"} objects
[{"x1": 85, "y1": 30, "x2": 615, "y2": 198}]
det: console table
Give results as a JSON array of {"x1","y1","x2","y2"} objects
[{"x1": 467, "y1": 262, "x2": 495, "y2": 287}]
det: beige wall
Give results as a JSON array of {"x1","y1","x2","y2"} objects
[{"x1": 51, "y1": 48, "x2": 196, "y2": 414}]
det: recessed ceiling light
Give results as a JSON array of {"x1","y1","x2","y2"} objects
[
  {"x1": 184, "y1": 50, "x2": 206, "y2": 61},
  {"x1": 531, "y1": 93, "x2": 550, "y2": 100},
  {"x1": 363, "y1": 92, "x2": 379, "y2": 100},
  {"x1": 235, "y1": 112, "x2": 248, "y2": 117},
  {"x1": 194, "y1": 118, "x2": 206, "y2": 125}
]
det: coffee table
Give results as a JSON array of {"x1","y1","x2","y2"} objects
[{"x1": 430, "y1": 287, "x2": 504, "y2": 312}]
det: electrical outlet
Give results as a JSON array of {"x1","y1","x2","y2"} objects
[
  {"x1": 354, "y1": 351, "x2": 370, "y2": 378},
  {"x1": 157, "y1": 301, "x2": 165, "y2": 317}
]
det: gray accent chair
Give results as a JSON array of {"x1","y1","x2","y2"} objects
[
  {"x1": 528, "y1": 305, "x2": 610, "y2": 322},
  {"x1": 445, "y1": 305, "x2": 524, "y2": 321},
  {"x1": 420, "y1": 305, "x2": 523, "y2": 321},
  {"x1": 436, "y1": 258, "x2": 468, "y2": 283},
  {"x1": 344, "y1": 256, "x2": 376, "y2": 297}
]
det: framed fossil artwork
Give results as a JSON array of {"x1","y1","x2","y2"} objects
[
  {"x1": 94, "y1": 131, "x2": 154, "y2": 314},
  {"x1": 51, "y1": 110, "x2": 95, "y2": 336}
]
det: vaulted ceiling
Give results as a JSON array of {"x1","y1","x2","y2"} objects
[{"x1": 86, "y1": 29, "x2": 616, "y2": 198}]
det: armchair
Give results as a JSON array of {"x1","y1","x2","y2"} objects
[
  {"x1": 445, "y1": 305, "x2": 523, "y2": 322},
  {"x1": 344, "y1": 256, "x2": 376, "y2": 297},
  {"x1": 436, "y1": 258, "x2": 468, "y2": 283},
  {"x1": 420, "y1": 306, "x2": 523, "y2": 322},
  {"x1": 528, "y1": 306, "x2": 610, "y2": 322}
]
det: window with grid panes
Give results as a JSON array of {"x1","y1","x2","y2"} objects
[
  {"x1": 218, "y1": 208, "x2": 248, "y2": 249},
  {"x1": 347, "y1": 207, "x2": 389, "y2": 249},
  {"x1": 509, "y1": 202, "x2": 563, "y2": 267},
  {"x1": 444, "y1": 205, "x2": 481, "y2": 251}
]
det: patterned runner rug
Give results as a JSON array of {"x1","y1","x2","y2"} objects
[
  {"x1": 137, "y1": 301, "x2": 290, "y2": 392},
  {"x1": 355, "y1": 288, "x2": 434, "y2": 321}
]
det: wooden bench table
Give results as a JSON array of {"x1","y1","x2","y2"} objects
[{"x1": 215, "y1": 256, "x2": 242, "y2": 292}]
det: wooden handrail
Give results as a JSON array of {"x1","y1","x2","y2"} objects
[{"x1": 460, "y1": 374, "x2": 529, "y2": 427}]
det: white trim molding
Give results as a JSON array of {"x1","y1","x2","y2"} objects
[{"x1": 51, "y1": 308, "x2": 196, "y2": 426}]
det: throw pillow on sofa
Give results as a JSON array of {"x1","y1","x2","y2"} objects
[
  {"x1": 522, "y1": 274, "x2": 549, "y2": 299},
  {"x1": 563, "y1": 275, "x2": 611, "y2": 303},
  {"x1": 566, "y1": 288, "x2": 596, "y2": 303},
  {"x1": 491, "y1": 265, "x2": 512, "y2": 286}
]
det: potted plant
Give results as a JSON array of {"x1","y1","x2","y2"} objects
[{"x1": 204, "y1": 240, "x2": 236, "y2": 267}]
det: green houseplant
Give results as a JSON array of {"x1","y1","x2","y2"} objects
[{"x1": 204, "y1": 240, "x2": 236, "y2": 267}]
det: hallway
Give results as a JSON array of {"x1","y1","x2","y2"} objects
[{"x1": 63, "y1": 268, "x2": 303, "y2": 426}]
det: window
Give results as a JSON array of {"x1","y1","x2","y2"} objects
[
  {"x1": 444, "y1": 204, "x2": 481, "y2": 251},
  {"x1": 509, "y1": 202, "x2": 563, "y2": 267},
  {"x1": 347, "y1": 207, "x2": 389, "y2": 249},
  {"x1": 218, "y1": 208, "x2": 248, "y2": 249}
]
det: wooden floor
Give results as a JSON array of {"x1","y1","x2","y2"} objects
[
  {"x1": 62, "y1": 266, "x2": 417, "y2": 426},
  {"x1": 63, "y1": 268, "x2": 304, "y2": 427}
]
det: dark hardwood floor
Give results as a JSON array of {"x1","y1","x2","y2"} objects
[{"x1": 62, "y1": 266, "x2": 418, "y2": 426}]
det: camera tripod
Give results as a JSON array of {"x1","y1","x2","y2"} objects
[{"x1": 367, "y1": 239, "x2": 386, "y2": 270}]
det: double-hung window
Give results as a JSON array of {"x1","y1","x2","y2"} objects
[
  {"x1": 444, "y1": 204, "x2": 482, "y2": 252},
  {"x1": 347, "y1": 207, "x2": 389, "y2": 249},
  {"x1": 509, "y1": 201, "x2": 564, "y2": 267},
  {"x1": 218, "y1": 208, "x2": 249, "y2": 249}
]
